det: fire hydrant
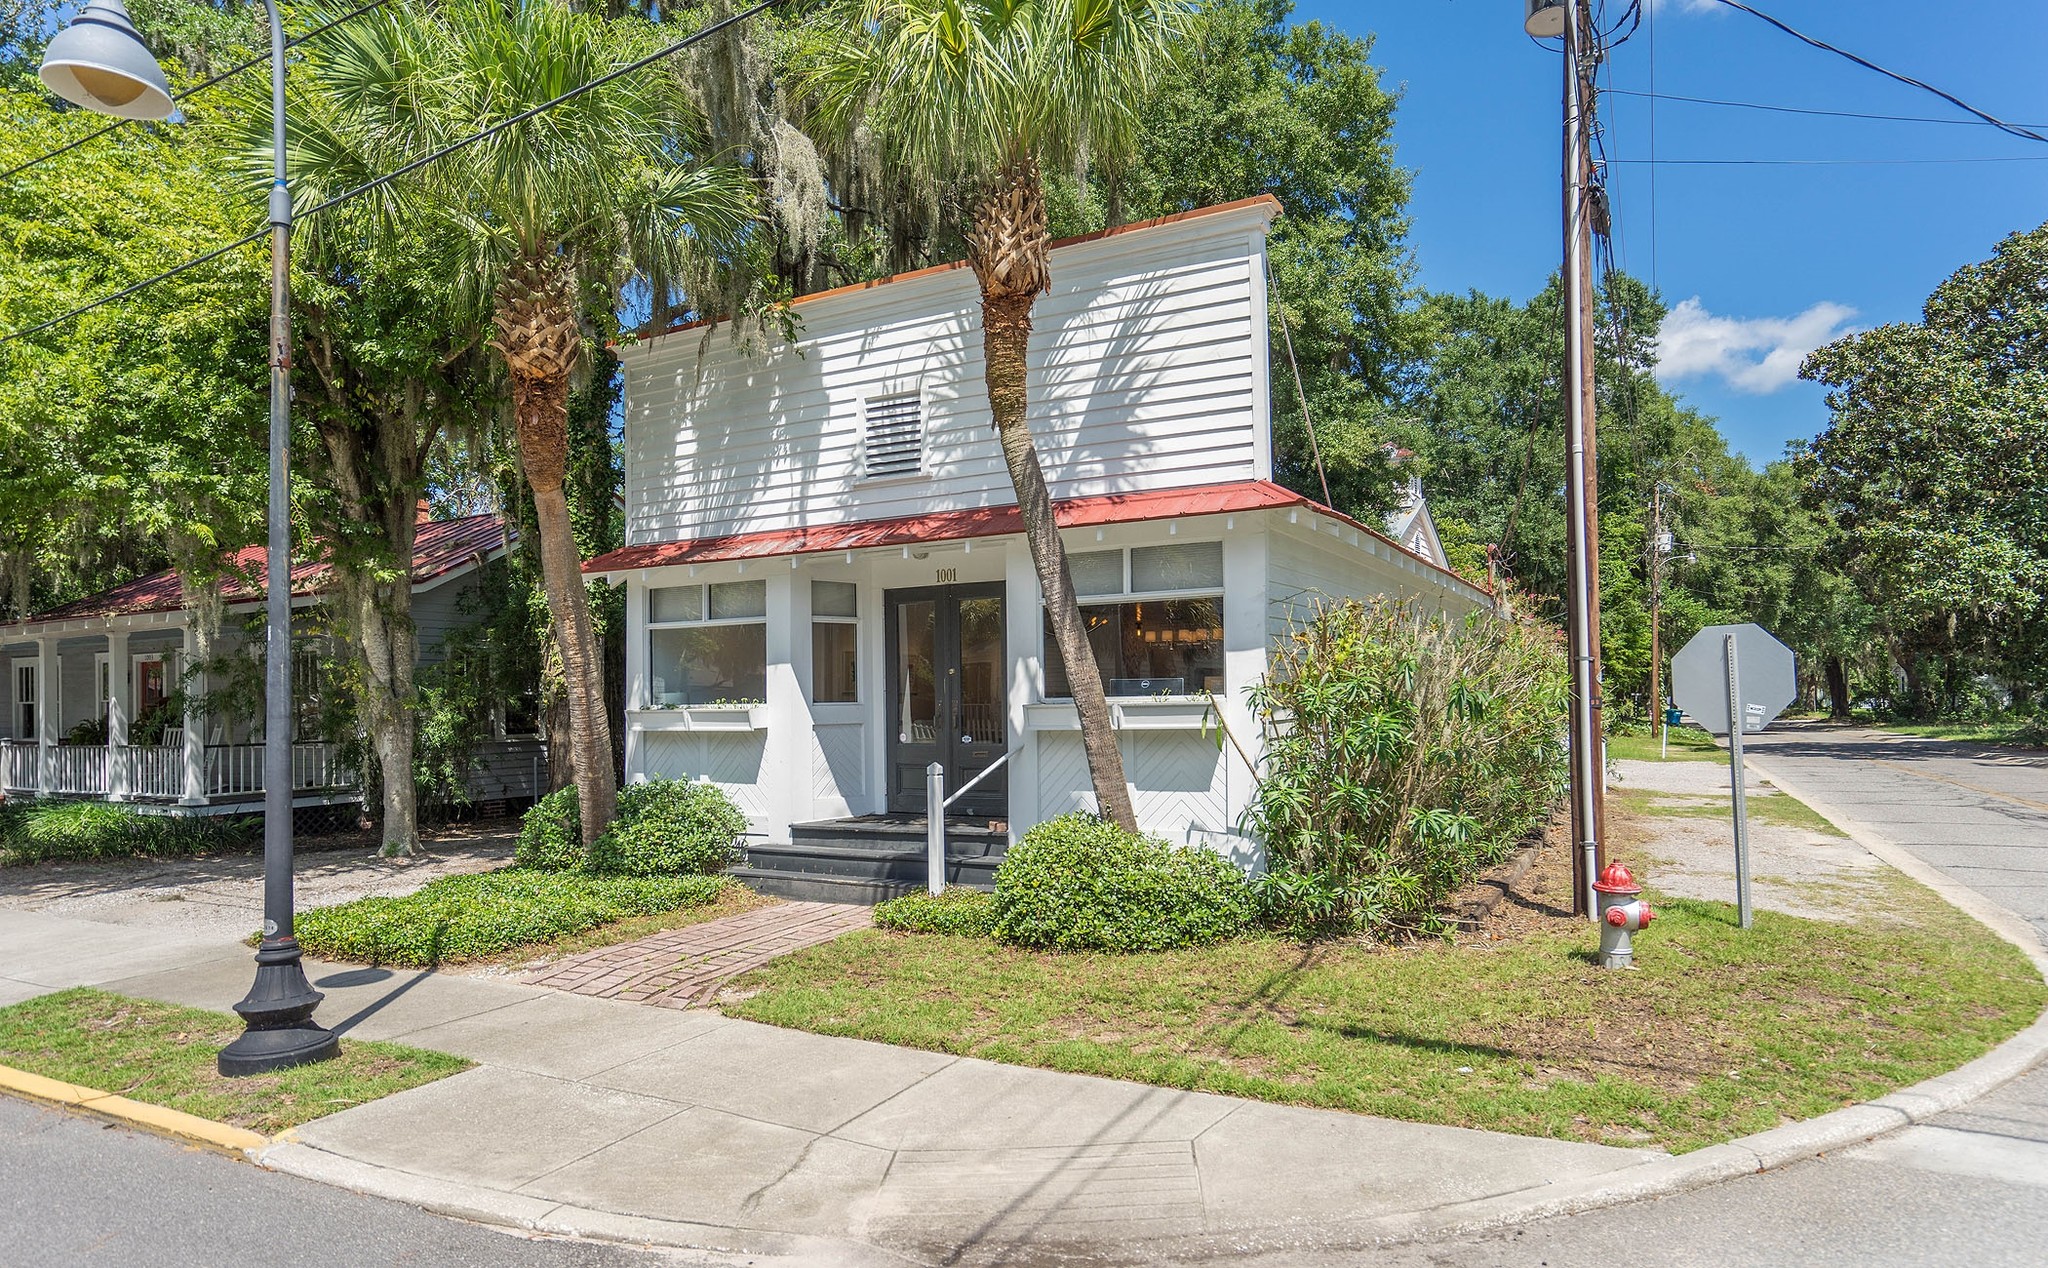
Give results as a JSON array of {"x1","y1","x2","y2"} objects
[{"x1": 1594, "y1": 861, "x2": 1654, "y2": 969}]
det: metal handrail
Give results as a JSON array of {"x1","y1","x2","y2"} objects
[{"x1": 924, "y1": 750, "x2": 1013, "y2": 895}]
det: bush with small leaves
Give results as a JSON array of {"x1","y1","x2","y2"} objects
[
  {"x1": 991, "y1": 814, "x2": 1253, "y2": 952},
  {"x1": 514, "y1": 785, "x2": 583, "y2": 871},
  {"x1": 873, "y1": 887, "x2": 998, "y2": 938},
  {"x1": 584, "y1": 778, "x2": 748, "y2": 877}
]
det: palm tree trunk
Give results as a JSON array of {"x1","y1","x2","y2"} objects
[
  {"x1": 496, "y1": 256, "x2": 618, "y2": 843},
  {"x1": 969, "y1": 160, "x2": 1137, "y2": 831}
]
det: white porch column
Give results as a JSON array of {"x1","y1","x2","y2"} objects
[
  {"x1": 622, "y1": 575, "x2": 645, "y2": 783},
  {"x1": 179, "y1": 623, "x2": 205, "y2": 806},
  {"x1": 1003, "y1": 543, "x2": 1040, "y2": 844},
  {"x1": 1219, "y1": 524, "x2": 1269, "y2": 861},
  {"x1": 760, "y1": 570, "x2": 800, "y2": 841},
  {"x1": 35, "y1": 636, "x2": 56, "y2": 794},
  {"x1": 106, "y1": 630, "x2": 131, "y2": 800}
]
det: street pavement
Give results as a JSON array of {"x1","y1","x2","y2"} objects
[{"x1": 0, "y1": 1095, "x2": 695, "y2": 1268}]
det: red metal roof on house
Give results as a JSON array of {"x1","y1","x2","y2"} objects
[
  {"x1": 584, "y1": 480, "x2": 1485, "y2": 594},
  {"x1": 9, "y1": 514, "x2": 508, "y2": 627}
]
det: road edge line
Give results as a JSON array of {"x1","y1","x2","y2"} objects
[{"x1": 0, "y1": 1060, "x2": 272, "y2": 1158}]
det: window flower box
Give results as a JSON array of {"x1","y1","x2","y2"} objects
[{"x1": 629, "y1": 703, "x2": 768, "y2": 732}]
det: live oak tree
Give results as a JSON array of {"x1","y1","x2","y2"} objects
[
  {"x1": 1801, "y1": 222, "x2": 2048, "y2": 714},
  {"x1": 284, "y1": 0, "x2": 753, "y2": 844},
  {"x1": 794, "y1": 0, "x2": 1193, "y2": 831}
]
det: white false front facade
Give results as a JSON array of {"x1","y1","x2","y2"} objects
[{"x1": 597, "y1": 197, "x2": 1487, "y2": 856}]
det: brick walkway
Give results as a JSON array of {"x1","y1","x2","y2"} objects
[{"x1": 519, "y1": 900, "x2": 872, "y2": 1008}]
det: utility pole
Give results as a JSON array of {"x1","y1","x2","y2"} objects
[
  {"x1": 1649, "y1": 482, "x2": 1666, "y2": 752},
  {"x1": 1531, "y1": 0, "x2": 1608, "y2": 917}
]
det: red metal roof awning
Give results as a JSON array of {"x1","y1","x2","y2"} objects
[{"x1": 584, "y1": 479, "x2": 1483, "y2": 596}]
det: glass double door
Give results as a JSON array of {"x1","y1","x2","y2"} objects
[{"x1": 887, "y1": 584, "x2": 1007, "y2": 818}]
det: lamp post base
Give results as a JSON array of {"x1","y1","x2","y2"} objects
[{"x1": 218, "y1": 937, "x2": 339, "y2": 1077}]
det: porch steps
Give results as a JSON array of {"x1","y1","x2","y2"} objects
[{"x1": 732, "y1": 816, "x2": 1009, "y2": 905}]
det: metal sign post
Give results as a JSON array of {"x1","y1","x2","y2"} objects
[
  {"x1": 1723, "y1": 634, "x2": 1753, "y2": 929},
  {"x1": 1672, "y1": 622, "x2": 1795, "y2": 931}
]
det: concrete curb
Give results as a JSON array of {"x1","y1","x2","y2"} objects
[
  {"x1": 254, "y1": 1140, "x2": 921, "y2": 1268},
  {"x1": 0, "y1": 1061, "x2": 272, "y2": 1158}
]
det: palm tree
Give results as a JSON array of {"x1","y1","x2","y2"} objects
[
  {"x1": 279, "y1": 0, "x2": 754, "y2": 843},
  {"x1": 795, "y1": 0, "x2": 1189, "y2": 831}
]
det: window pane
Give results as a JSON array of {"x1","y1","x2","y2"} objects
[
  {"x1": 709, "y1": 579, "x2": 767, "y2": 620},
  {"x1": 896, "y1": 601, "x2": 938, "y2": 742},
  {"x1": 812, "y1": 580, "x2": 858, "y2": 619},
  {"x1": 812, "y1": 622, "x2": 858, "y2": 703},
  {"x1": 1068, "y1": 549, "x2": 1124, "y2": 597},
  {"x1": 650, "y1": 585, "x2": 701, "y2": 623},
  {"x1": 1131, "y1": 542, "x2": 1223, "y2": 593},
  {"x1": 1042, "y1": 598, "x2": 1225, "y2": 698},
  {"x1": 650, "y1": 625, "x2": 766, "y2": 705}
]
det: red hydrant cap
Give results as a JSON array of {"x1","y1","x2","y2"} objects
[
  {"x1": 1592, "y1": 861, "x2": 1641, "y2": 895},
  {"x1": 1606, "y1": 906, "x2": 1627, "y2": 927}
]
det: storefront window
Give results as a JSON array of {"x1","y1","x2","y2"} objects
[
  {"x1": 648, "y1": 581, "x2": 767, "y2": 706},
  {"x1": 1044, "y1": 597, "x2": 1225, "y2": 698},
  {"x1": 811, "y1": 580, "x2": 858, "y2": 703}
]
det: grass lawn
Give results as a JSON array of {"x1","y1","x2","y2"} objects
[
  {"x1": 724, "y1": 872, "x2": 2043, "y2": 1154},
  {"x1": 1607, "y1": 729, "x2": 1724, "y2": 763},
  {"x1": 1611, "y1": 784, "x2": 1848, "y2": 838},
  {"x1": 294, "y1": 868, "x2": 758, "y2": 968},
  {"x1": 0, "y1": 988, "x2": 467, "y2": 1133}
]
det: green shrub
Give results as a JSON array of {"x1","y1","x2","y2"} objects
[
  {"x1": 293, "y1": 868, "x2": 731, "y2": 966},
  {"x1": 1250, "y1": 596, "x2": 1569, "y2": 939},
  {"x1": 515, "y1": 785, "x2": 583, "y2": 871},
  {"x1": 585, "y1": 778, "x2": 748, "y2": 877},
  {"x1": 874, "y1": 887, "x2": 998, "y2": 938},
  {"x1": 991, "y1": 814, "x2": 1253, "y2": 952},
  {"x1": 0, "y1": 798, "x2": 258, "y2": 866}
]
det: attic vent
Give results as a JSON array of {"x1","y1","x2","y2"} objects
[{"x1": 863, "y1": 392, "x2": 924, "y2": 479}]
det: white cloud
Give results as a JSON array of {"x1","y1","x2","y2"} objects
[
  {"x1": 1641, "y1": 0, "x2": 1723, "y2": 14},
  {"x1": 1654, "y1": 297, "x2": 1858, "y2": 394}
]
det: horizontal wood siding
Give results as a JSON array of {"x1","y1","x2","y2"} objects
[
  {"x1": 412, "y1": 577, "x2": 480, "y2": 667},
  {"x1": 1268, "y1": 525, "x2": 1486, "y2": 643},
  {"x1": 622, "y1": 206, "x2": 1273, "y2": 548},
  {"x1": 464, "y1": 737, "x2": 548, "y2": 802}
]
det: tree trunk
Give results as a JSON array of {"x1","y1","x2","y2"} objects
[
  {"x1": 968, "y1": 160, "x2": 1137, "y2": 832},
  {"x1": 495, "y1": 255, "x2": 618, "y2": 844},
  {"x1": 1825, "y1": 656, "x2": 1851, "y2": 720}
]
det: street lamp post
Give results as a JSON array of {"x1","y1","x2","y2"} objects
[{"x1": 40, "y1": 0, "x2": 338, "y2": 1075}]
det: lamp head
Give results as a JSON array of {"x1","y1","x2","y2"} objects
[
  {"x1": 39, "y1": 0, "x2": 174, "y2": 121},
  {"x1": 1524, "y1": 0, "x2": 1569, "y2": 39}
]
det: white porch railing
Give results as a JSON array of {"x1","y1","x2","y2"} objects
[
  {"x1": 47, "y1": 745, "x2": 110, "y2": 795},
  {"x1": 123, "y1": 745, "x2": 185, "y2": 800},
  {"x1": 2, "y1": 740, "x2": 39, "y2": 793},
  {"x1": 204, "y1": 742, "x2": 351, "y2": 798}
]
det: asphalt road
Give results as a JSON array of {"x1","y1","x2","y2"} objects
[
  {"x1": 1354, "y1": 721, "x2": 2048, "y2": 1268},
  {"x1": 0, "y1": 1096, "x2": 699, "y2": 1268}
]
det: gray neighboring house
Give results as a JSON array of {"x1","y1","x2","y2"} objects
[{"x1": 0, "y1": 512, "x2": 545, "y2": 815}]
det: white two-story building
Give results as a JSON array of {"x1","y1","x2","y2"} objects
[{"x1": 585, "y1": 196, "x2": 1489, "y2": 898}]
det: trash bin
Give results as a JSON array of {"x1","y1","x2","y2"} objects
[{"x1": 1664, "y1": 706, "x2": 1683, "y2": 728}]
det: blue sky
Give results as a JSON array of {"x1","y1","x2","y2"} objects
[{"x1": 1290, "y1": 0, "x2": 2048, "y2": 465}]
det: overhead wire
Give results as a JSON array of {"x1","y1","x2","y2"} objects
[
  {"x1": 1706, "y1": 0, "x2": 2048, "y2": 145},
  {"x1": 1606, "y1": 87, "x2": 2048, "y2": 131},
  {"x1": 0, "y1": 0, "x2": 394, "y2": 184},
  {"x1": 0, "y1": 0, "x2": 784, "y2": 348}
]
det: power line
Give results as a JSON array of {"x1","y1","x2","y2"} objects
[
  {"x1": 1612, "y1": 155, "x2": 2048, "y2": 166},
  {"x1": 1708, "y1": 0, "x2": 2048, "y2": 146},
  {"x1": 0, "y1": 0, "x2": 783, "y2": 348},
  {"x1": 0, "y1": 0, "x2": 394, "y2": 185},
  {"x1": 1607, "y1": 87, "x2": 2048, "y2": 131}
]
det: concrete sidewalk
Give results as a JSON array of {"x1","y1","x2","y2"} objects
[{"x1": 4, "y1": 907, "x2": 1665, "y2": 1265}]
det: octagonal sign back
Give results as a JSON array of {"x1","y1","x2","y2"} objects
[{"x1": 1671, "y1": 623, "x2": 1796, "y2": 736}]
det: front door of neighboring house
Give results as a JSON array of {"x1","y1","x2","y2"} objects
[
  {"x1": 885, "y1": 584, "x2": 1007, "y2": 819},
  {"x1": 134, "y1": 656, "x2": 169, "y2": 736}
]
